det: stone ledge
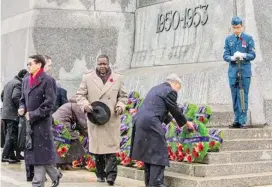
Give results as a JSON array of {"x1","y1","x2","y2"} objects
[
  {"x1": 118, "y1": 166, "x2": 272, "y2": 187},
  {"x1": 221, "y1": 139, "x2": 272, "y2": 151},
  {"x1": 220, "y1": 128, "x2": 272, "y2": 140},
  {"x1": 194, "y1": 161, "x2": 272, "y2": 177},
  {"x1": 204, "y1": 150, "x2": 272, "y2": 164}
]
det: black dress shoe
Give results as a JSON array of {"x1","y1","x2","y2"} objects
[
  {"x1": 97, "y1": 177, "x2": 105, "y2": 182},
  {"x1": 229, "y1": 122, "x2": 241, "y2": 128},
  {"x1": 16, "y1": 155, "x2": 24, "y2": 160},
  {"x1": 2, "y1": 158, "x2": 18, "y2": 163},
  {"x1": 107, "y1": 179, "x2": 114, "y2": 186},
  {"x1": 149, "y1": 184, "x2": 169, "y2": 187},
  {"x1": 9, "y1": 156, "x2": 20, "y2": 163},
  {"x1": 26, "y1": 177, "x2": 33, "y2": 182},
  {"x1": 51, "y1": 172, "x2": 62, "y2": 187}
]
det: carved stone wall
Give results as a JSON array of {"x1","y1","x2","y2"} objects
[{"x1": 1, "y1": 0, "x2": 271, "y2": 125}]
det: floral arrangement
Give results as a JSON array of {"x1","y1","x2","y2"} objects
[
  {"x1": 72, "y1": 91, "x2": 224, "y2": 171},
  {"x1": 53, "y1": 120, "x2": 72, "y2": 157},
  {"x1": 72, "y1": 153, "x2": 96, "y2": 172}
]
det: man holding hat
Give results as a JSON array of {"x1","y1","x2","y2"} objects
[
  {"x1": 223, "y1": 16, "x2": 256, "y2": 128},
  {"x1": 76, "y1": 54, "x2": 128, "y2": 186}
]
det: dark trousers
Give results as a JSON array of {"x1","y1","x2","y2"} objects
[
  {"x1": 144, "y1": 163, "x2": 165, "y2": 186},
  {"x1": 2, "y1": 119, "x2": 19, "y2": 158},
  {"x1": 26, "y1": 163, "x2": 35, "y2": 180},
  {"x1": 95, "y1": 154, "x2": 117, "y2": 181}
]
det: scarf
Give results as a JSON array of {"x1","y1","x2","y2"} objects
[
  {"x1": 96, "y1": 68, "x2": 112, "y2": 84},
  {"x1": 29, "y1": 68, "x2": 44, "y2": 88}
]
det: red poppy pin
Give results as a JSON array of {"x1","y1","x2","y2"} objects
[
  {"x1": 240, "y1": 37, "x2": 243, "y2": 41},
  {"x1": 109, "y1": 78, "x2": 114, "y2": 83}
]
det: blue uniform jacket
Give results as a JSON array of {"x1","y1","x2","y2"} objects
[{"x1": 223, "y1": 32, "x2": 256, "y2": 78}]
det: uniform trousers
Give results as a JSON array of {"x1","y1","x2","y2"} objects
[
  {"x1": 144, "y1": 163, "x2": 165, "y2": 186},
  {"x1": 95, "y1": 153, "x2": 118, "y2": 181}
]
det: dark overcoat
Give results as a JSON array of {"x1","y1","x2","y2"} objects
[
  {"x1": 20, "y1": 72, "x2": 58, "y2": 165},
  {"x1": 1, "y1": 76, "x2": 23, "y2": 121},
  {"x1": 130, "y1": 82, "x2": 187, "y2": 166}
]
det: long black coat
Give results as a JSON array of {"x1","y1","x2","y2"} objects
[
  {"x1": 20, "y1": 72, "x2": 58, "y2": 165},
  {"x1": 1, "y1": 76, "x2": 23, "y2": 121},
  {"x1": 130, "y1": 82, "x2": 187, "y2": 166}
]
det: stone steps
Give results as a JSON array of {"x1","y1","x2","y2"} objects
[
  {"x1": 166, "y1": 161, "x2": 272, "y2": 177},
  {"x1": 118, "y1": 166, "x2": 272, "y2": 187},
  {"x1": 221, "y1": 139, "x2": 272, "y2": 151},
  {"x1": 219, "y1": 128, "x2": 272, "y2": 140},
  {"x1": 118, "y1": 128, "x2": 272, "y2": 186},
  {"x1": 203, "y1": 150, "x2": 272, "y2": 164}
]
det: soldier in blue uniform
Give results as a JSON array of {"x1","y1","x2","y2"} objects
[{"x1": 223, "y1": 16, "x2": 256, "y2": 128}]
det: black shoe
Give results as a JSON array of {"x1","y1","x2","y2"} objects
[
  {"x1": 2, "y1": 158, "x2": 18, "y2": 164},
  {"x1": 149, "y1": 184, "x2": 169, "y2": 187},
  {"x1": 16, "y1": 155, "x2": 24, "y2": 160},
  {"x1": 107, "y1": 179, "x2": 114, "y2": 186},
  {"x1": 51, "y1": 172, "x2": 62, "y2": 187},
  {"x1": 229, "y1": 122, "x2": 241, "y2": 128},
  {"x1": 9, "y1": 156, "x2": 20, "y2": 163},
  {"x1": 26, "y1": 177, "x2": 33, "y2": 182},
  {"x1": 97, "y1": 177, "x2": 105, "y2": 182}
]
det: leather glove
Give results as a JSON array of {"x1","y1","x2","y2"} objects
[{"x1": 84, "y1": 105, "x2": 93, "y2": 113}]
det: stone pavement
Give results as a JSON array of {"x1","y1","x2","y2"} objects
[
  {"x1": 0, "y1": 162, "x2": 145, "y2": 187},
  {"x1": 1, "y1": 162, "x2": 271, "y2": 187}
]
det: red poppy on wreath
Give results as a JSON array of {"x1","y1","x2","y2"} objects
[
  {"x1": 109, "y1": 78, "x2": 114, "y2": 82},
  {"x1": 209, "y1": 141, "x2": 216, "y2": 147}
]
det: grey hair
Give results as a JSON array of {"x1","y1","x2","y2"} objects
[{"x1": 166, "y1": 73, "x2": 182, "y2": 84}]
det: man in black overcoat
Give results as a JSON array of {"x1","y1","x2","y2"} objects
[
  {"x1": 130, "y1": 73, "x2": 194, "y2": 187},
  {"x1": 19, "y1": 55, "x2": 62, "y2": 187},
  {"x1": 43, "y1": 55, "x2": 68, "y2": 112},
  {"x1": 1, "y1": 69, "x2": 28, "y2": 163}
]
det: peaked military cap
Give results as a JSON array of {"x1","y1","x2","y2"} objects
[{"x1": 231, "y1": 16, "x2": 243, "y2": 25}]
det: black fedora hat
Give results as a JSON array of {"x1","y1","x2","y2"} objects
[{"x1": 87, "y1": 101, "x2": 111, "y2": 125}]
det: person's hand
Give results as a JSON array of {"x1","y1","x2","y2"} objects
[
  {"x1": 186, "y1": 121, "x2": 195, "y2": 132},
  {"x1": 115, "y1": 106, "x2": 123, "y2": 115},
  {"x1": 234, "y1": 52, "x2": 246, "y2": 60},
  {"x1": 84, "y1": 105, "x2": 93, "y2": 113},
  {"x1": 18, "y1": 108, "x2": 25, "y2": 116},
  {"x1": 230, "y1": 56, "x2": 236, "y2": 61},
  {"x1": 25, "y1": 112, "x2": 30, "y2": 121},
  {"x1": 234, "y1": 51, "x2": 240, "y2": 58},
  {"x1": 239, "y1": 52, "x2": 246, "y2": 59}
]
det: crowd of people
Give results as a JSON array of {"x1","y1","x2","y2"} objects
[{"x1": 0, "y1": 15, "x2": 256, "y2": 187}]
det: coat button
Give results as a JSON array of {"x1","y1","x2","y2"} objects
[{"x1": 108, "y1": 97, "x2": 110, "y2": 100}]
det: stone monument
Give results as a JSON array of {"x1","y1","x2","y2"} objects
[
  {"x1": 1, "y1": 0, "x2": 272, "y2": 126},
  {"x1": 2, "y1": 1, "x2": 272, "y2": 186}
]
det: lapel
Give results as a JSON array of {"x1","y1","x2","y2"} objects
[
  {"x1": 91, "y1": 72, "x2": 104, "y2": 91},
  {"x1": 100, "y1": 72, "x2": 117, "y2": 98},
  {"x1": 27, "y1": 72, "x2": 45, "y2": 96}
]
